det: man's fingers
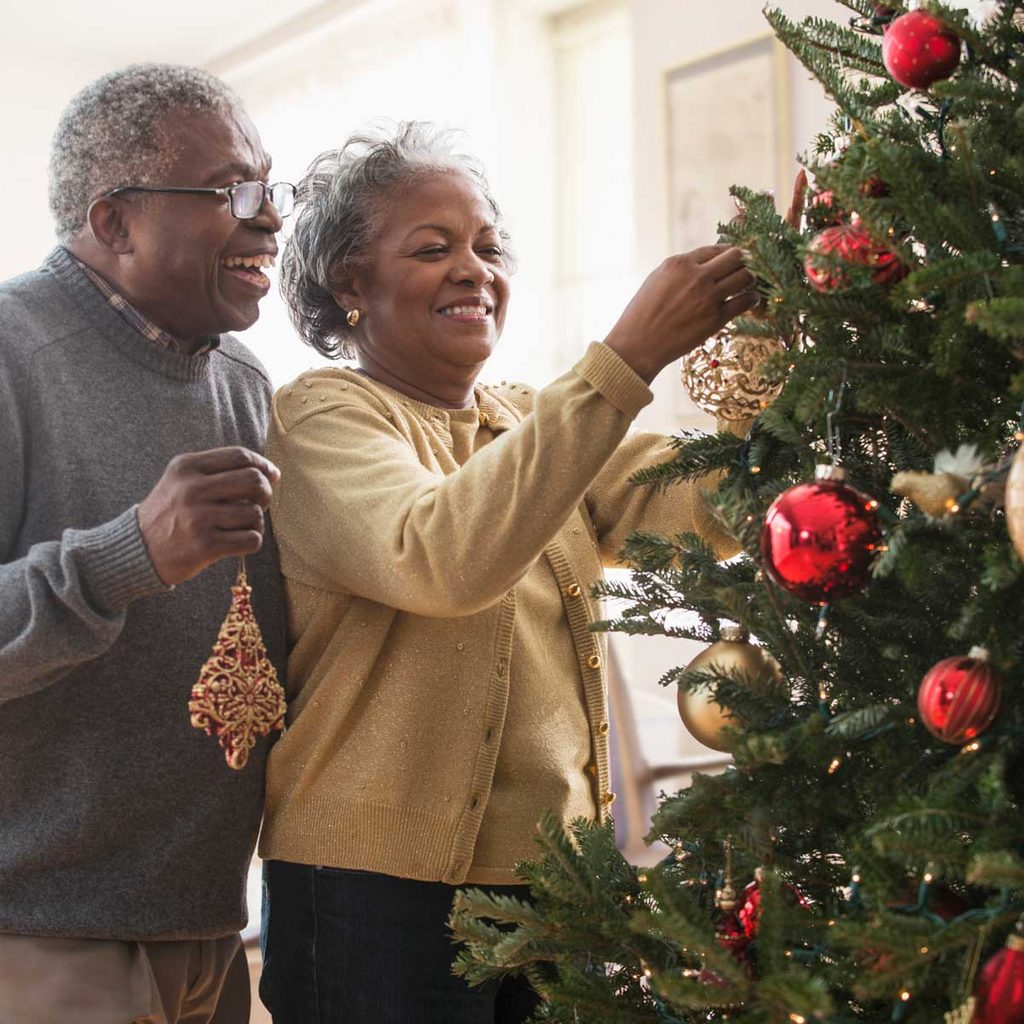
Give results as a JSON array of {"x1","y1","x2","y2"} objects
[
  {"x1": 201, "y1": 467, "x2": 275, "y2": 507},
  {"x1": 182, "y1": 446, "x2": 280, "y2": 485},
  {"x1": 213, "y1": 504, "x2": 265, "y2": 534},
  {"x1": 207, "y1": 529, "x2": 265, "y2": 562}
]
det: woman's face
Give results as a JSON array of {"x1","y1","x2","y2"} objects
[{"x1": 342, "y1": 171, "x2": 511, "y2": 386}]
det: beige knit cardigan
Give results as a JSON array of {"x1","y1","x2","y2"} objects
[{"x1": 259, "y1": 342, "x2": 738, "y2": 884}]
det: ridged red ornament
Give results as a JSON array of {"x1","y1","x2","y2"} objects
[
  {"x1": 882, "y1": 10, "x2": 961, "y2": 90},
  {"x1": 804, "y1": 222, "x2": 906, "y2": 292},
  {"x1": 761, "y1": 465, "x2": 883, "y2": 604},
  {"x1": 972, "y1": 930, "x2": 1024, "y2": 1023},
  {"x1": 917, "y1": 647, "x2": 1002, "y2": 745}
]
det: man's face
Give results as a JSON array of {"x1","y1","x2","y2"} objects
[{"x1": 114, "y1": 107, "x2": 281, "y2": 343}]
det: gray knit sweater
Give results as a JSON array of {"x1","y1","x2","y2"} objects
[{"x1": 0, "y1": 248, "x2": 286, "y2": 939}]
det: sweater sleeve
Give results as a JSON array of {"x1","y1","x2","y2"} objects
[
  {"x1": 584, "y1": 349, "x2": 748, "y2": 565},
  {"x1": 0, "y1": 351, "x2": 167, "y2": 705},
  {"x1": 269, "y1": 343, "x2": 653, "y2": 618},
  {"x1": 585, "y1": 432, "x2": 741, "y2": 566}
]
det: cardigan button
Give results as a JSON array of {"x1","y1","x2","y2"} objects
[
  {"x1": 564, "y1": 583, "x2": 582, "y2": 598},
  {"x1": 601, "y1": 791, "x2": 616, "y2": 805},
  {"x1": 587, "y1": 654, "x2": 602, "y2": 670},
  {"x1": 597, "y1": 721, "x2": 609, "y2": 736}
]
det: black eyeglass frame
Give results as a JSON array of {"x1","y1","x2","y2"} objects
[{"x1": 102, "y1": 180, "x2": 295, "y2": 220}]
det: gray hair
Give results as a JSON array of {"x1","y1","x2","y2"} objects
[
  {"x1": 49, "y1": 63, "x2": 244, "y2": 242},
  {"x1": 281, "y1": 121, "x2": 514, "y2": 360}
]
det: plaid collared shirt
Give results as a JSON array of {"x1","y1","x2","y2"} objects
[{"x1": 71, "y1": 253, "x2": 218, "y2": 356}]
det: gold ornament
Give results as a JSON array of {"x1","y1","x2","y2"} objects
[
  {"x1": 189, "y1": 559, "x2": 286, "y2": 769},
  {"x1": 1005, "y1": 444, "x2": 1024, "y2": 561},
  {"x1": 677, "y1": 625, "x2": 784, "y2": 752},
  {"x1": 680, "y1": 327, "x2": 786, "y2": 420}
]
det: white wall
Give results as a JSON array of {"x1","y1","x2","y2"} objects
[{"x1": 207, "y1": 0, "x2": 563, "y2": 388}]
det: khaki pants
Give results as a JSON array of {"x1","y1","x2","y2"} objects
[{"x1": 0, "y1": 932, "x2": 249, "y2": 1024}]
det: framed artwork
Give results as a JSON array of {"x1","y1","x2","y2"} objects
[{"x1": 665, "y1": 35, "x2": 790, "y2": 255}]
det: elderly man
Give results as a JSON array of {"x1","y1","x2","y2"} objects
[{"x1": 0, "y1": 65, "x2": 290, "y2": 1023}]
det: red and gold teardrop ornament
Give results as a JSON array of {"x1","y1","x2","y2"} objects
[{"x1": 189, "y1": 559, "x2": 286, "y2": 769}]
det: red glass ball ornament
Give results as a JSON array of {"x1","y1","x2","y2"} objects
[
  {"x1": 882, "y1": 10, "x2": 961, "y2": 89},
  {"x1": 973, "y1": 930, "x2": 1024, "y2": 1023},
  {"x1": 761, "y1": 465, "x2": 883, "y2": 604},
  {"x1": 917, "y1": 646, "x2": 1002, "y2": 745},
  {"x1": 804, "y1": 222, "x2": 907, "y2": 292}
]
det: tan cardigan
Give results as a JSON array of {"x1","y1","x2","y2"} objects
[{"x1": 260, "y1": 342, "x2": 737, "y2": 885}]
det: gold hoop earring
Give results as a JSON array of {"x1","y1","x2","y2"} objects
[{"x1": 346, "y1": 308, "x2": 361, "y2": 327}]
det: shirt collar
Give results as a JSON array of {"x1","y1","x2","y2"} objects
[{"x1": 68, "y1": 251, "x2": 219, "y2": 357}]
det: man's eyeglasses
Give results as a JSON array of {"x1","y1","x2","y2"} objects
[{"x1": 103, "y1": 181, "x2": 296, "y2": 220}]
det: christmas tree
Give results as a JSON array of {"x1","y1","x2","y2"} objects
[{"x1": 449, "y1": 2, "x2": 1024, "y2": 1021}]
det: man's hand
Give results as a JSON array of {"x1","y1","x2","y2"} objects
[{"x1": 137, "y1": 447, "x2": 280, "y2": 586}]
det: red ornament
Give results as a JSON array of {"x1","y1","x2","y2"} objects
[
  {"x1": 761, "y1": 465, "x2": 883, "y2": 604},
  {"x1": 804, "y1": 222, "x2": 907, "y2": 292},
  {"x1": 973, "y1": 928, "x2": 1024, "y2": 1022},
  {"x1": 882, "y1": 10, "x2": 961, "y2": 90},
  {"x1": 917, "y1": 646, "x2": 1002, "y2": 745},
  {"x1": 738, "y1": 876, "x2": 763, "y2": 939},
  {"x1": 715, "y1": 911, "x2": 750, "y2": 960},
  {"x1": 736, "y1": 871, "x2": 812, "y2": 940}
]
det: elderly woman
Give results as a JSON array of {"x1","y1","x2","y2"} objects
[{"x1": 259, "y1": 123, "x2": 757, "y2": 1024}]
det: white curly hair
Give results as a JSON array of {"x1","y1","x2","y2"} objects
[{"x1": 49, "y1": 63, "x2": 245, "y2": 242}]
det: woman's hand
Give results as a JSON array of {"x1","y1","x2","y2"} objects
[{"x1": 602, "y1": 244, "x2": 759, "y2": 384}]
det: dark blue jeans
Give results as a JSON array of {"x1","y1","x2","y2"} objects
[{"x1": 259, "y1": 860, "x2": 542, "y2": 1024}]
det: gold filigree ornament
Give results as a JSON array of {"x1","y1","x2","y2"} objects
[
  {"x1": 680, "y1": 327, "x2": 787, "y2": 421},
  {"x1": 189, "y1": 558, "x2": 286, "y2": 769}
]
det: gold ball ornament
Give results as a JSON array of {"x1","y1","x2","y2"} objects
[
  {"x1": 1005, "y1": 443, "x2": 1024, "y2": 561},
  {"x1": 678, "y1": 625, "x2": 784, "y2": 752},
  {"x1": 680, "y1": 328, "x2": 787, "y2": 421}
]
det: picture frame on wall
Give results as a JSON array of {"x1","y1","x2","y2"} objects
[{"x1": 664, "y1": 34, "x2": 791, "y2": 255}]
